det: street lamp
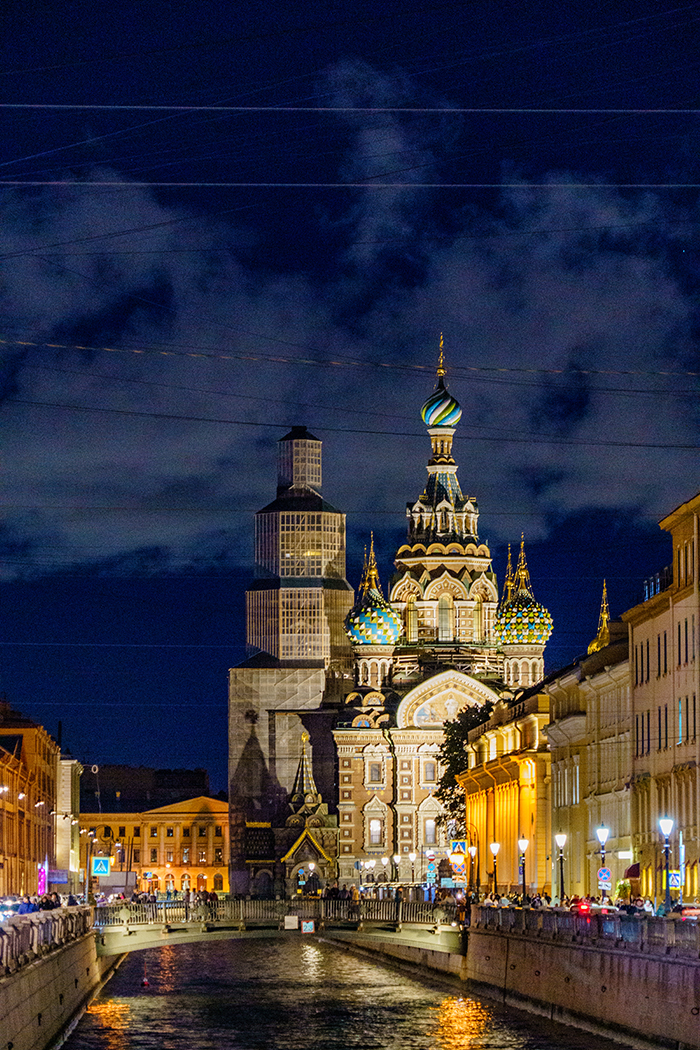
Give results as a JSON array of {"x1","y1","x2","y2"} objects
[
  {"x1": 489, "y1": 842, "x2": 500, "y2": 896},
  {"x1": 468, "y1": 845, "x2": 477, "y2": 895},
  {"x1": 409, "y1": 852, "x2": 417, "y2": 884},
  {"x1": 555, "y1": 833, "x2": 567, "y2": 901},
  {"x1": 393, "y1": 854, "x2": 401, "y2": 881},
  {"x1": 659, "y1": 816, "x2": 674, "y2": 913},
  {"x1": 596, "y1": 825, "x2": 609, "y2": 868},
  {"x1": 518, "y1": 837, "x2": 529, "y2": 901},
  {"x1": 381, "y1": 856, "x2": 389, "y2": 887}
]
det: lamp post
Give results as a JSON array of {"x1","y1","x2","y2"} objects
[
  {"x1": 555, "y1": 833, "x2": 567, "y2": 902},
  {"x1": 467, "y1": 845, "x2": 477, "y2": 895},
  {"x1": 489, "y1": 842, "x2": 500, "y2": 896},
  {"x1": 596, "y1": 825, "x2": 609, "y2": 868},
  {"x1": 393, "y1": 854, "x2": 401, "y2": 881},
  {"x1": 518, "y1": 837, "x2": 529, "y2": 901},
  {"x1": 409, "y1": 852, "x2": 417, "y2": 884},
  {"x1": 659, "y1": 816, "x2": 674, "y2": 913}
]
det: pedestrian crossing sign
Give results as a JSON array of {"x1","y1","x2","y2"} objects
[{"x1": 91, "y1": 856, "x2": 111, "y2": 876}]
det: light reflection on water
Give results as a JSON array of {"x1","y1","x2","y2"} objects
[{"x1": 65, "y1": 939, "x2": 634, "y2": 1050}]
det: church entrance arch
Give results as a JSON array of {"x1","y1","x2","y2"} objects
[{"x1": 395, "y1": 669, "x2": 500, "y2": 729}]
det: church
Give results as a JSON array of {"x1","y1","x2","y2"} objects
[{"x1": 228, "y1": 346, "x2": 553, "y2": 894}]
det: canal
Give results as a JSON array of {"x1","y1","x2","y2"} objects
[{"x1": 64, "y1": 938, "x2": 636, "y2": 1050}]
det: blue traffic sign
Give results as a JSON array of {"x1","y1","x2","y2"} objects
[{"x1": 91, "y1": 856, "x2": 110, "y2": 876}]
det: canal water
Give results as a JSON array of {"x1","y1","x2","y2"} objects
[{"x1": 64, "y1": 938, "x2": 634, "y2": 1050}]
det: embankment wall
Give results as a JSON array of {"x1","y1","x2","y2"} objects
[{"x1": 0, "y1": 930, "x2": 119, "y2": 1050}]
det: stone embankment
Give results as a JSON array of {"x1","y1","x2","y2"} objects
[{"x1": 0, "y1": 906, "x2": 120, "y2": 1050}]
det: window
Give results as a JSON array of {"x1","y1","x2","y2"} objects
[
  {"x1": 118, "y1": 826, "x2": 125, "y2": 837},
  {"x1": 215, "y1": 826, "x2": 222, "y2": 837},
  {"x1": 182, "y1": 848, "x2": 190, "y2": 864},
  {"x1": 133, "y1": 827, "x2": 140, "y2": 838},
  {"x1": 369, "y1": 819, "x2": 382, "y2": 845},
  {"x1": 199, "y1": 826, "x2": 206, "y2": 837},
  {"x1": 102, "y1": 825, "x2": 113, "y2": 839},
  {"x1": 678, "y1": 698, "x2": 683, "y2": 745},
  {"x1": 150, "y1": 827, "x2": 157, "y2": 838},
  {"x1": 133, "y1": 849, "x2": 140, "y2": 863},
  {"x1": 183, "y1": 827, "x2": 190, "y2": 838},
  {"x1": 646, "y1": 710, "x2": 650, "y2": 754},
  {"x1": 646, "y1": 639, "x2": 650, "y2": 682},
  {"x1": 213, "y1": 874, "x2": 223, "y2": 891},
  {"x1": 166, "y1": 849, "x2": 174, "y2": 863},
  {"x1": 685, "y1": 619, "x2": 689, "y2": 664},
  {"x1": 423, "y1": 761, "x2": 436, "y2": 782},
  {"x1": 368, "y1": 763, "x2": 382, "y2": 783},
  {"x1": 425, "y1": 819, "x2": 437, "y2": 845},
  {"x1": 678, "y1": 623, "x2": 682, "y2": 666},
  {"x1": 166, "y1": 827, "x2": 174, "y2": 838},
  {"x1": 150, "y1": 848, "x2": 158, "y2": 863},
  {"x1": 657, "y1": 635, "x2": 661, "y2": 677},
  {"x1": 214, "y1": 848, "x2": 223, "y2": 864},
  {"x1": 198, "y1": 849, "x2": 207, "y2": 864},
  {"x1": 664, "y1": 632, "x2": 668, "y2": 674}
]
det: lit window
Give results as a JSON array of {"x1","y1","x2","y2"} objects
[
  {"x1": 150, "y1": 848, "x2": 158, "y2": 863},
  {"x1": 150, "y1": 827, "x2": 157, "y2": 838},
  {"x1": 368, "y1": 763, "x2": 382, "y2": 783},
  {"x1": 182, "y1": 848, "x2": 190, "y2": 864},
  {"x1": 166, "y1": 849, "x2": 174, "y2": 863},
  {"x1": 198, "y1": 849, "x2": 207, "y2": 864},
  {"x1": 199, "y1": 826, "x2": 206, "y2": 837},
  {"x1": 166, "y1": 827, "x2": 174, "y2": 838},
  {"x1": 424, "y1": 761, "x2": 436, "y2": 782},
  {"x1": 369, "y1": 819, "x2": 382, "y2": 845},
  {"x1": 425, "y1": 819, "x2": 437, "y2": 845},
  {"x1": 215, "y1": 826, "x2": 222, "y2": 837}
]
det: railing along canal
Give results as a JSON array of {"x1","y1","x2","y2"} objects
[
  {"x1": 473, "y1": 905, "x2": 700, "y2": 959},
  {"x1": 93, "y1": 897, "x2": 460, "y2": 929},
  {"x1": 0, "y1": 905, "x2": 94, "y2": 975}
]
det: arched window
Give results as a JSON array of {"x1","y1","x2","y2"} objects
[
  {"x1": 473, "y1": 596, "x2": 483, "y2": 641},
  {"x1": 213, "y1": 873, "x2": 224, "y2": 891},
  {"x1": 406, "y1": 596, "x2": 417, "y2": 642},
  {"x1": 438, "y1": 594, "x2": 454, "y2": 641}
]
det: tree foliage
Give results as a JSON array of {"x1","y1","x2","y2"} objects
[{"x1": 435, "y1": 701, "x2": 494, "y2": 835}]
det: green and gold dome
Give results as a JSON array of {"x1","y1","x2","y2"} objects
[
  {"x1": 420, "y1": 337, "x2": 462, "y2": 428},
  {"x1": 494, "y1": 539, "x2": 553, "y2": 647},
  {"x1": 345, "y1": 539, "x2": 402, "y2": 646}
]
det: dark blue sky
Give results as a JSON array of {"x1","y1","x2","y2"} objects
[{"x1": 0, "y1": 1, "x2": 698, "y2": 792}]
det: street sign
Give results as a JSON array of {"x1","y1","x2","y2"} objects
[
  {"x1": 669, "y1": 870, "x2": 682, "y2": 888},
  {"x1": 598, "y1": 880, "x2": 613, "y2": 892},
  {"x1": 91, "y1": 856, "x2": 110, "y2": 876},
  {"x1": 597, "y1": 866, "x2": 611, "y2": 882}
]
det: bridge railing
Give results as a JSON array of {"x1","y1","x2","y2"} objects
[
  {"x1": 472, "y1": 905, "x2": 700, "y2": 959},
  {"x1": 0, "y1": 905, "x2": 94, "y2": 975},
  {"x1": 93, "y1": 897, "x2": 462, "y2": 929}
]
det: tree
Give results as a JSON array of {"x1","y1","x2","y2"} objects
[{"x1": 435, "y1": 701, "x2": 494, "y2": 836}]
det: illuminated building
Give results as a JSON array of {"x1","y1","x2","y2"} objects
[
  {"x1": 455, "y1": 692, "x2": 551, "y2": 894},
  {"x1": 0, "y1": 701, "x2": 58, "y2": 896},
  {"x1": 332, "y1": 345, "x2": 553, "y2": 888},
  {"x1": 543, "y1": 588, "x2": 631, "y2": 898},
  {"x1": 623, "y1": 490, "x2": 700, "y2": 902},
  {"x1": 80, "y1": 795, "x2": 230, "y2": 896}
]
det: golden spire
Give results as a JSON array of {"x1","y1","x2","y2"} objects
[
  {"x1": 360, "y1": 534, "x2": 383, "y2": 596},
  {"x1": 437, "y1": 332, "x2": 445, "y2": 378},
  {"x1": 514, "y1": 533, "x2": 533, "y2": 596},
  {"x1": 587, "y1": 580, "x2": 611, "y2": 654},
  {"x1": 504, "y1": 543, "x2": 514, "y2": 604}
]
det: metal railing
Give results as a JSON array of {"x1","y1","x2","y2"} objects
[
  {"x1": 93, "y1": 897, "x2": 462, "y2": 929},
  {"x1": 473, "y1": 905, "x2": 700, "y2": 959},
  {"x1": 0, "y1": 905, "x2": 94, "y2": 975}
]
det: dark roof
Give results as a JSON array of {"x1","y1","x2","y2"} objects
[
  {"x1": 235, "y1": 649, "x2": 325, "y2": 669},
  {"x1": 259, "y1": 490, "x2": 341, "y2": 514},
  {"x1": 280, "y1": 426, "x2": 320, "y2": 442}
]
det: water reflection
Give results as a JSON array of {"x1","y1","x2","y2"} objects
[
  {"x1": 65, "y1": 939, "x2": 635, "y2": 1050},
  {"x1": 436, "y1": 996, "x2": 491, "y2": 1048}
]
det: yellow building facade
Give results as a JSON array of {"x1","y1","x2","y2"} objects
[
  {"x1": 80, "y1": 796, "x2": 229, "y2": 896},
  {"x1": 456, "y1": 693, "x2": 551, "y2": 895}
]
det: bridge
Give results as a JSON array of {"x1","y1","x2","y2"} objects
[{"x1": 92, "y1": 897, "x2": 463, "y2": 956}]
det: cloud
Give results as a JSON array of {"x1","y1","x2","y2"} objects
[{"x1": 0, "y1": 69, "x2": 698, "y2": 583}]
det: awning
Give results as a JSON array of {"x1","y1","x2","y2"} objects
[{"x1": 624, "y1": 863, "x2": 640, "y2": 879}]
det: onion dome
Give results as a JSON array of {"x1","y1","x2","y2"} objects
[
  {"x1": 494, "y1": 537, "x2": 553, "y2": 647},
  {"x1": 345, "y1": 538, "x2": 402, "y2": 646},
  {"x1": 421, "y1": 336, "x2": 462, "y2": 428}
]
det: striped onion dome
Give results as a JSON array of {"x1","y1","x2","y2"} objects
[
  {"x1": 421, "y1": 375, "x2": 462, "y2": 428},
  {"x1": 494, "y1": 592, "x2": 553, "y2": 646}
]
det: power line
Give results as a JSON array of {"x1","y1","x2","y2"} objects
[
  {"x1": 2, "y1": 394, "x2": 697, "y2": 450},
  {"x1": 3, "y1": 180, "x2": 700, "y2": 189},
  {"x1": 3, "y1": 103, "x2": 700, "y2": 114}
]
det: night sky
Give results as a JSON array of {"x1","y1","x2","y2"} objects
[{"x1": 0, "y1": 2, "x2": 698, "y2": 792}]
